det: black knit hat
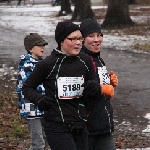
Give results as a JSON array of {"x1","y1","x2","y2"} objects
[
  {"x1": 80, "y1": 18, "x2": 102, "y2": 38},
  {"x1": 55, "y1": 21, "x2": 80, "y2": 45},
  {"x1": 24, "y1": 33, "x2": 48, "y2": 52}
]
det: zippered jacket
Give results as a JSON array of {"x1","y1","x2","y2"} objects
[
  {"x1": 22, "y1": 48, "x2": 98, "y2": 124},
  {"x1": 16, "y1": 53, "x2": 45, "y2": 119},
  {"x1": 81, "y1": 46, "x2": 114, "y2": 135}
]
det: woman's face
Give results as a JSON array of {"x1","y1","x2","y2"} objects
[
  {"x1": 84, "y1": 32, "x2": 103, "y2": 53},
  {"x1": 61, "y1": 30, "x2": 83, "y2": 56}
]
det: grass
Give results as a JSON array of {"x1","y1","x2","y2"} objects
[
  {"x1": 133, "y1": 42, "x2": 150, "y2": 51},
  {"x1": 0, "y1": 92, "x2": 29, "y2": 139}
]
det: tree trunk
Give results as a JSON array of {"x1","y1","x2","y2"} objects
[
  {"x1": 128, "y1": 0, "x2": 136, "y2": 4},
  {"x1": 102, "y1": 0, "x2": 134, "y2": 29},
  {"x1": 71, "y1": 0, "x2": 94, "y2": 22},
  {"x1": 58, "y1": 0, "x2": 72, "y2": 16}
]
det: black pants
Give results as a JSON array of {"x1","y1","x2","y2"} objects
[
  {"x1": 88, "y1": 134, "x2": 116, "y2": 150},
  {"x1": 45, "y1": 121, "x2": 88, "y2": 150}
]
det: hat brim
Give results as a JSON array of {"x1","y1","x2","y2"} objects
[{"x1": 36, "y1": 40, "x2": 48, "y2": 46}]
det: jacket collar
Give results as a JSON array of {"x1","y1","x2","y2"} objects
[{"x1": 81, "y1": 45, "x2": 100, "y2": 57}]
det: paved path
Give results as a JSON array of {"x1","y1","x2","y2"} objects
[{"x1": 102, "y1": 48, "x2": 150, "y2": 113}]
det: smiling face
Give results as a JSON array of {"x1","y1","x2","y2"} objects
[
  {"x1": 60, "y1": 30, "x2": 83, "y2": 56},
  {"x1": 29, "y1": 45, "x2": 45, "y2": 59},
  {"x1": 84, "y1": 32, "x2": 103, "y2": 53}
]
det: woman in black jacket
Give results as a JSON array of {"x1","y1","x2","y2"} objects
[
  {"x1": 22, "y1": 21, "x2": 110, "y2": 150},
  {"x1": 80, "y1": 18, "x2": 118, "y2": 150}
]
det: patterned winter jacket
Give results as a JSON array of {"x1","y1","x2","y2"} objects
[{"x1": 16, "y1": 53, "x2": 45, "y2": 119}]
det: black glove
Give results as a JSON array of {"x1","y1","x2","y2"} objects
[
  {"x1": 81, "y1": 80, "x2": 100, "y2": 98},
  {"x1": 38, "y1": 96, "x2": 51, "y2": 111}
]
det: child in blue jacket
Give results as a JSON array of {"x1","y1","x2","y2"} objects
[{"x1": 16, "y1": 33, "x2": 49, "y2": 150}]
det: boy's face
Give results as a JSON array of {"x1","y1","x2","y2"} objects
[
  {"x1": 84, "y1": 32, "x2": 103, "y2": 53},
  {"x1": 29, "y1": 45, "x2": 45, "y2": 59},
  {"x1": 60, "y1": 30, "x2": 82, "y2": 56}
]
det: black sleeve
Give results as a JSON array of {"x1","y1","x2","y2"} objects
[{"x1": 82, "y1": 55, "x2": 102, "y2": 100}]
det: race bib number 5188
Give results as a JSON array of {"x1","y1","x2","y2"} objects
[{"x1": 57, "y1": 77, "x2": 84, "y2": 99}]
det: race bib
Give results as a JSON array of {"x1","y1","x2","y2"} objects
[
  {"x1": 57, "y1": 77, "x2": 84, "y2": 99},
  {"x1": 98, "y1": 66, "x2": 110, "y2": 84}
]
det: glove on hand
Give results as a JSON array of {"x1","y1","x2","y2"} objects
[
  {"x1": 82, "y1": 80, "x2": 100, "y2": 98},
  {"x1": 109, "y1": 71, "x2": 118, "y2": 87},
  {"x1": 38, "y1": 97, "x2": 51, "y2": 111},
  {"x1": 101, "y1": 84, "x2": 114, "y2": 98}
]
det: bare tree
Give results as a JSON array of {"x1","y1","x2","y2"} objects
[
  {"x1": 102, "y1": 0, "x2": 134, "y2": 29},
  {"x1": 71, "y1": 0, "x2": 94, "y2": 22}
]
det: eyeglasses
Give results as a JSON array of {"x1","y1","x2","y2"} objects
[{"x1": 66, "y1": 37, "x2": 84, "y2": 43}]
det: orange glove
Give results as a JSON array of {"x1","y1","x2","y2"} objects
[
  {"x1": 101, "y1": 84, "x2": 114, "y2": 98},
  {"x1": 109, "y1": 71, "x2": 118, "y2": 87}
]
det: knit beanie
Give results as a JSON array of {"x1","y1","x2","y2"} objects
[
  {"x1": 24, "y1": 33, "x2": 48, "y2": 52},
  {"x1": 80, "y1": 18, "x2": 102, "y2": 38},
  {"x1": 55, "y1": 21, "x2": 80, "y2": 45}
]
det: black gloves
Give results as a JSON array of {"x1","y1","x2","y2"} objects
[
  {"x1": 82, "y1": 80, "x2": 100, "y2": 99},
  {"x1": 38, "y1": 96, "x2": 51, "y2": 111}
]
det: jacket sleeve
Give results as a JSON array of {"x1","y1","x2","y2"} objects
[
  {"x1": 16, "y1": 56, "x2": 33, "y2": 106},
  {"x1": 22, "y1": 60, "x2": 47, "y2": 105},
  {"x1": 83, "y1": 55, "x2": 102, "y2": 98}
]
